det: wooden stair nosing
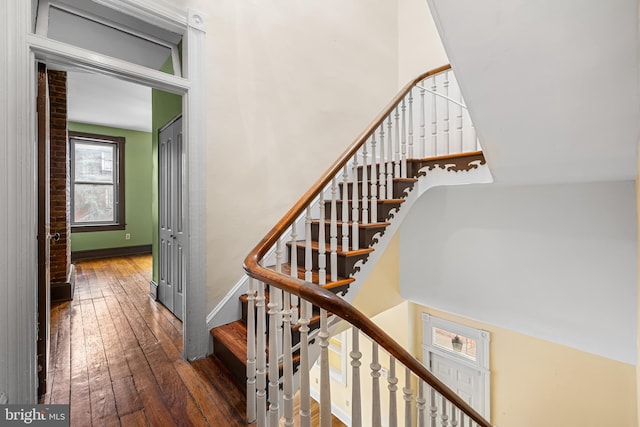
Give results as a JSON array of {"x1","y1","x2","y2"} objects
[{"x1": 288, "y1": 240, "x2": 374, "y2": 257}]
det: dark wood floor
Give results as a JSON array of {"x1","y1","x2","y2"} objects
[{"x1": 41, "y1": 255, "x2": 247, "y2": 426}]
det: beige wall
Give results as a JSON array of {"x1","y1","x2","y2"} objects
[
  {"x1": 175, "y1": 0, "x2": 401, "y2": 309},
  {"x1": 398, "y1": 0, "x2": 449, "y2": 85},
  {"x1": 413, "y1": 304, "x2": 638, "y2": 427}
]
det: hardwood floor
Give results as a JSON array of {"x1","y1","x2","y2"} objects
[{"x1": 41, "y1": 255, "x2": 247, "y2": 426}]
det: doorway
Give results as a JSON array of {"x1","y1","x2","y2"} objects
[{"x1": 421, "y1": 313, "x2": 491, "y2": 418}]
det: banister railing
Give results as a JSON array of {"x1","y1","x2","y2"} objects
[{"x1": 243, "y1": 64, "x2": 492, "y2": 427}]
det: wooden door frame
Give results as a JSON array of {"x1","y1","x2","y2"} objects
[{"x1": 1, "y1": 0, "x2": 208, "y2": 403}]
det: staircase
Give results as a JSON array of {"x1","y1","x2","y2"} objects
[{"x1": 212, "y1": 65, "x2": 495, "y2": 427}]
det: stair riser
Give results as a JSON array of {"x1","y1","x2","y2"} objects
[
  {"x1": 323, "y1": 201, "x2": 403, "y2": 222},
  {"x1": 310, "y1": 222, "x2": 387, "y2": 249},
  {"x1": 288, "y1": 245, "x2": 370, "y2": 277},
  {"x1": 339, "y1": 180, "x2": 415, "y2": 200}
]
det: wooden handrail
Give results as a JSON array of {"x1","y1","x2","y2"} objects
[{"x1": 243, "y1": 64, "x2": 493, "y2": 427}]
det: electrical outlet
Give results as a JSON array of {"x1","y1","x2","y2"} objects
[
  {"x1": 125, "y1": 233, "x2": 131, "y2": 240},
  {"x1": 0, "y1": 392, "x2": 8, "y2": 404}
]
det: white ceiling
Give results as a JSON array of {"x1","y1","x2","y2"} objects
[
  {"x1": 67, "y1": 71, "x2": 152, "y2": 133},
  {"x1": 428, "y1": 0, "x2": 639, "y2": 185}
]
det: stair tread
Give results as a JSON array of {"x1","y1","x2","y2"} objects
[
  {"x1": 210, "y1": 320, "x2": 247, "y2": 362},
  {"x1": 311, "y1": 219, "x2": 391, "y2": 229},
  {"x1": 289, "y1": 240, "x2": 374, "y2": 256}
]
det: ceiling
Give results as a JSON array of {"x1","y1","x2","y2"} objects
[
  {"x1": 428, "y1": 0, "x2": 639, "y2": 185},
  {"x1": 67, "y1": 71, "x2": 152, "y2": 133}
]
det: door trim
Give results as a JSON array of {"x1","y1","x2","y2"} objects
[
  {"x1": 2, "y1": 0, "x2": 207, "y2": 402},
  {"x1": 421, "y1": 313, "x2": 491, "y2": 418}
]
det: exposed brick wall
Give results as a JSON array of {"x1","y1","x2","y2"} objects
[{"x1": 48, "y1": 70, "x2": 70, "y2": 284}]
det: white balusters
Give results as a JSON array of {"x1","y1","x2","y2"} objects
[
  {"x1": 268, "y1": 284, "x2": 281, "y2": 425},
  {"x1": 319, "y1": 309, "x2": 331, "y2": 427},
  {"x1": 451, "y1": 406, "x2": 459, "y2": 427},
  {"x1": 431, "y1": 76, "x2": 438, "y2": 157},
  {"x1": 457, "y1": 87, "x2": 464, "y2": 153},
  {"x1": 417, "y1": 380, "x2": 426, "y2": 427},
  {"x1": 361, "y1": 142, "x2": 369, "y2": 226},
  {"x1": 404, "y1": 367, "x2": 413, "y2": 427},
  {"x1": 330, "y1": 177, "x2": 338, "y2": 283},
  {"x1": 255, "y1": 280, "x2": 267, "y2": 427},
  {"x1": 351, "y1": 155, "x2": 359, "y2": 250},
  {"x1": 318, "y1": 190, "x2": 327, "y2": 285},
  {"x1": 443, "y1": 71, "x2": 450, "y2": 154},
  {"x1": 408, "y1": 89, "x2": 414, "y2": 161},
  {"x1": 351, "y1": 328, "x2": 362, "y2": 427},
  {"x1": 341, "y1": 165, "x2": 350, "y2": 252},
  {"x1": 282, "y1": 291, "x2": 295, "y2": 427},
  {"x1": 378, "y1": 126, "x2": 386, "y2": 201},
  {"x1": 369, "y1": 134, "x2": 377, "y2": 224},
  {"x1": 371, "y1": 342, "x2": 382, "y2": 426},
  {"x1": 394, "y1": 106, "x2": 400, "y2": 179},
  {"x1": 298, "y1": 300, "x2": 312, "y2": 427},
  {"x1": 386, "y1": 117, "x2": 394, "y2": 199},
  {"x1": 430, "y1": 388, "x2": 438, "y2": 427},
  {"x1": 388, "y1": 356, "x2": 398, "y2": 427},
  {"x1": 400, "y1": 99, "x2": 407, "y2": 178},
  {"x1": 305, "y1": 206, "x2": 313, "y2": 283},
  {"x1": 441, "y1": 396, "x2": 449, "y2": 427},
  {"x1": 420, "y1": 84, "x2": 426, "y2": 158},
  {"x1": 246, "y1": 278, "x2": 257, "y2": 423}
]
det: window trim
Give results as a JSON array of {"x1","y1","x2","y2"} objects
[{"x1": 70, "y1": 131, "x2": 125, "y2": 232}]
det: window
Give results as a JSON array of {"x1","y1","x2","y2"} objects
[{"x1": 70, "y1": 132, "x2": 125, "y2": 232}]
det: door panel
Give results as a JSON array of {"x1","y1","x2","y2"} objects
[
  {"x1": 430, "y1": 352, "x2": 482, "y2": 411},
  {"x1": 158, "y1": 116, "x2": 183, "y2": 320},
  {"x1": 37, "y1": 63, "x2": 51, "y2": 397}
]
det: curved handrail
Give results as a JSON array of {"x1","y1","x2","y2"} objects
[{"x1": 243, "y1": 64, "x2": 493, "y2": 427}]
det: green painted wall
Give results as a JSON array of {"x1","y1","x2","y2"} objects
[
  {"x1": 69, "y1": 122, "x2": 153, "y2": 252},
  {"x1": 151, "y1": 57, "x2": 182, "y2": 283}
]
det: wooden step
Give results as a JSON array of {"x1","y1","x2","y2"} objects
[
  {"x1": 287, "y1": 240, "x2": 374, "y2": 278},
  {"x1": 323, "y1": 199, "x2": 405, "y2": 222},
  {"x1": 339, "y1": 178, "x2": 417, "y2": 199},
  {"x1": 310, "y1": 220, "x2": 390, "y2": 249},
  {"x1": 265, "y1": 263, "x2": 355, "y2": 295}
]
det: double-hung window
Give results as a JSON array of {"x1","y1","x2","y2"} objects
[{"x1": 70, "y1": 132, "x2": 125, "y2": 232}]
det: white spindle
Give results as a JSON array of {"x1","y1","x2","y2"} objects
[
  {"x1": 388, "y1": 356, "x2": 398, "y2": 427},
  {"x1": 275, "y1": 240, "x2": 284, "y2": 360},
  {"x1": 305, "y1": 207, "x2": 312, "y2": 283},
  {"x1": 408, "y1": 88, "x2": 414, "y2": 161},
  {"x1": 282, "y1": 291, "x2": 294, "y2": 427},
  {"x1": 351, "y1": 155, "x2": 359, "y2": 250},
  {"x1": 370, "y1": 133, "x2": 378, "y2": 223},
  {"x1": 441, "y1": 396, "x2": 449, "y2": 427},
  {"x1": 443, "y1": 71, "x2": 450, "y2": 154},
  {"x1": 400, "y1": 99, "x2": 407, "y2": 178},
  {"x1": 246, "y1": 278, "x2": 257, "y2": 423},
  {"x1": 298, "y1": 300, "x2": 312, "y2": 427},
  {"x1": 351, "y1": 328, "x2": 362, "y2": 427},
  {"x1": 319, "y1": 309, "x2": 331, "y2": 427},
  {"x1": 361, "y1": 142, "x2": 369, "y2": 226},
  {"x1": 330, "y1": 178, "x2": 338, "y2": 283},
  {"x1": 420, "y1": 84, "x2": 426, "y2": 158},
  {"x1": 256, "y1": 280, "x2": 267, "y2": 427},
  {"x1": 417, "y1": 380, "x2": 426, "y2": 427},
  {"x1": 394, "y1": 106, "x2": 401, "y2": 179},
  {"x1": 318, "y1": 190, "x2": 327, "y2": 285},
  {"x1": 430, "y1": 388, "x2": 438, "y2": 427},
  {"x1": 386, "y1": 117, "x2": 393, "y2": 199},
  {"x1": 267, "y1": 284, "x2": 280, "y2": 426},
  {"x1": 457, "y1": 85, "x2": 464, "y2": 153},
  {"x1": 431, "y1": 76, "x2": 438, "y2": 157},
  {"x1": 378, "y1": 126, "x2": 386, "y2": 202},
  {"x1": 289, "y1": 224, "x2": 299, "y2": 324},
  {"x1": 451, "y1": 406, "x2": 459, "y2": 427},
  {"x1": 403, "y1": 367, "x2": 413, "y2": 427},
  {"x1": 341, "y1": 165, "x2": 350, "y2": 253},
  {"x1": 371, "y1": 342, "x2": 382, "y2": 426}
]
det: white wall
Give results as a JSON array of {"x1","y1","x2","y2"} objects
[{"x1": 400, "y1": 181, "x2": 637, "y2": 364}]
